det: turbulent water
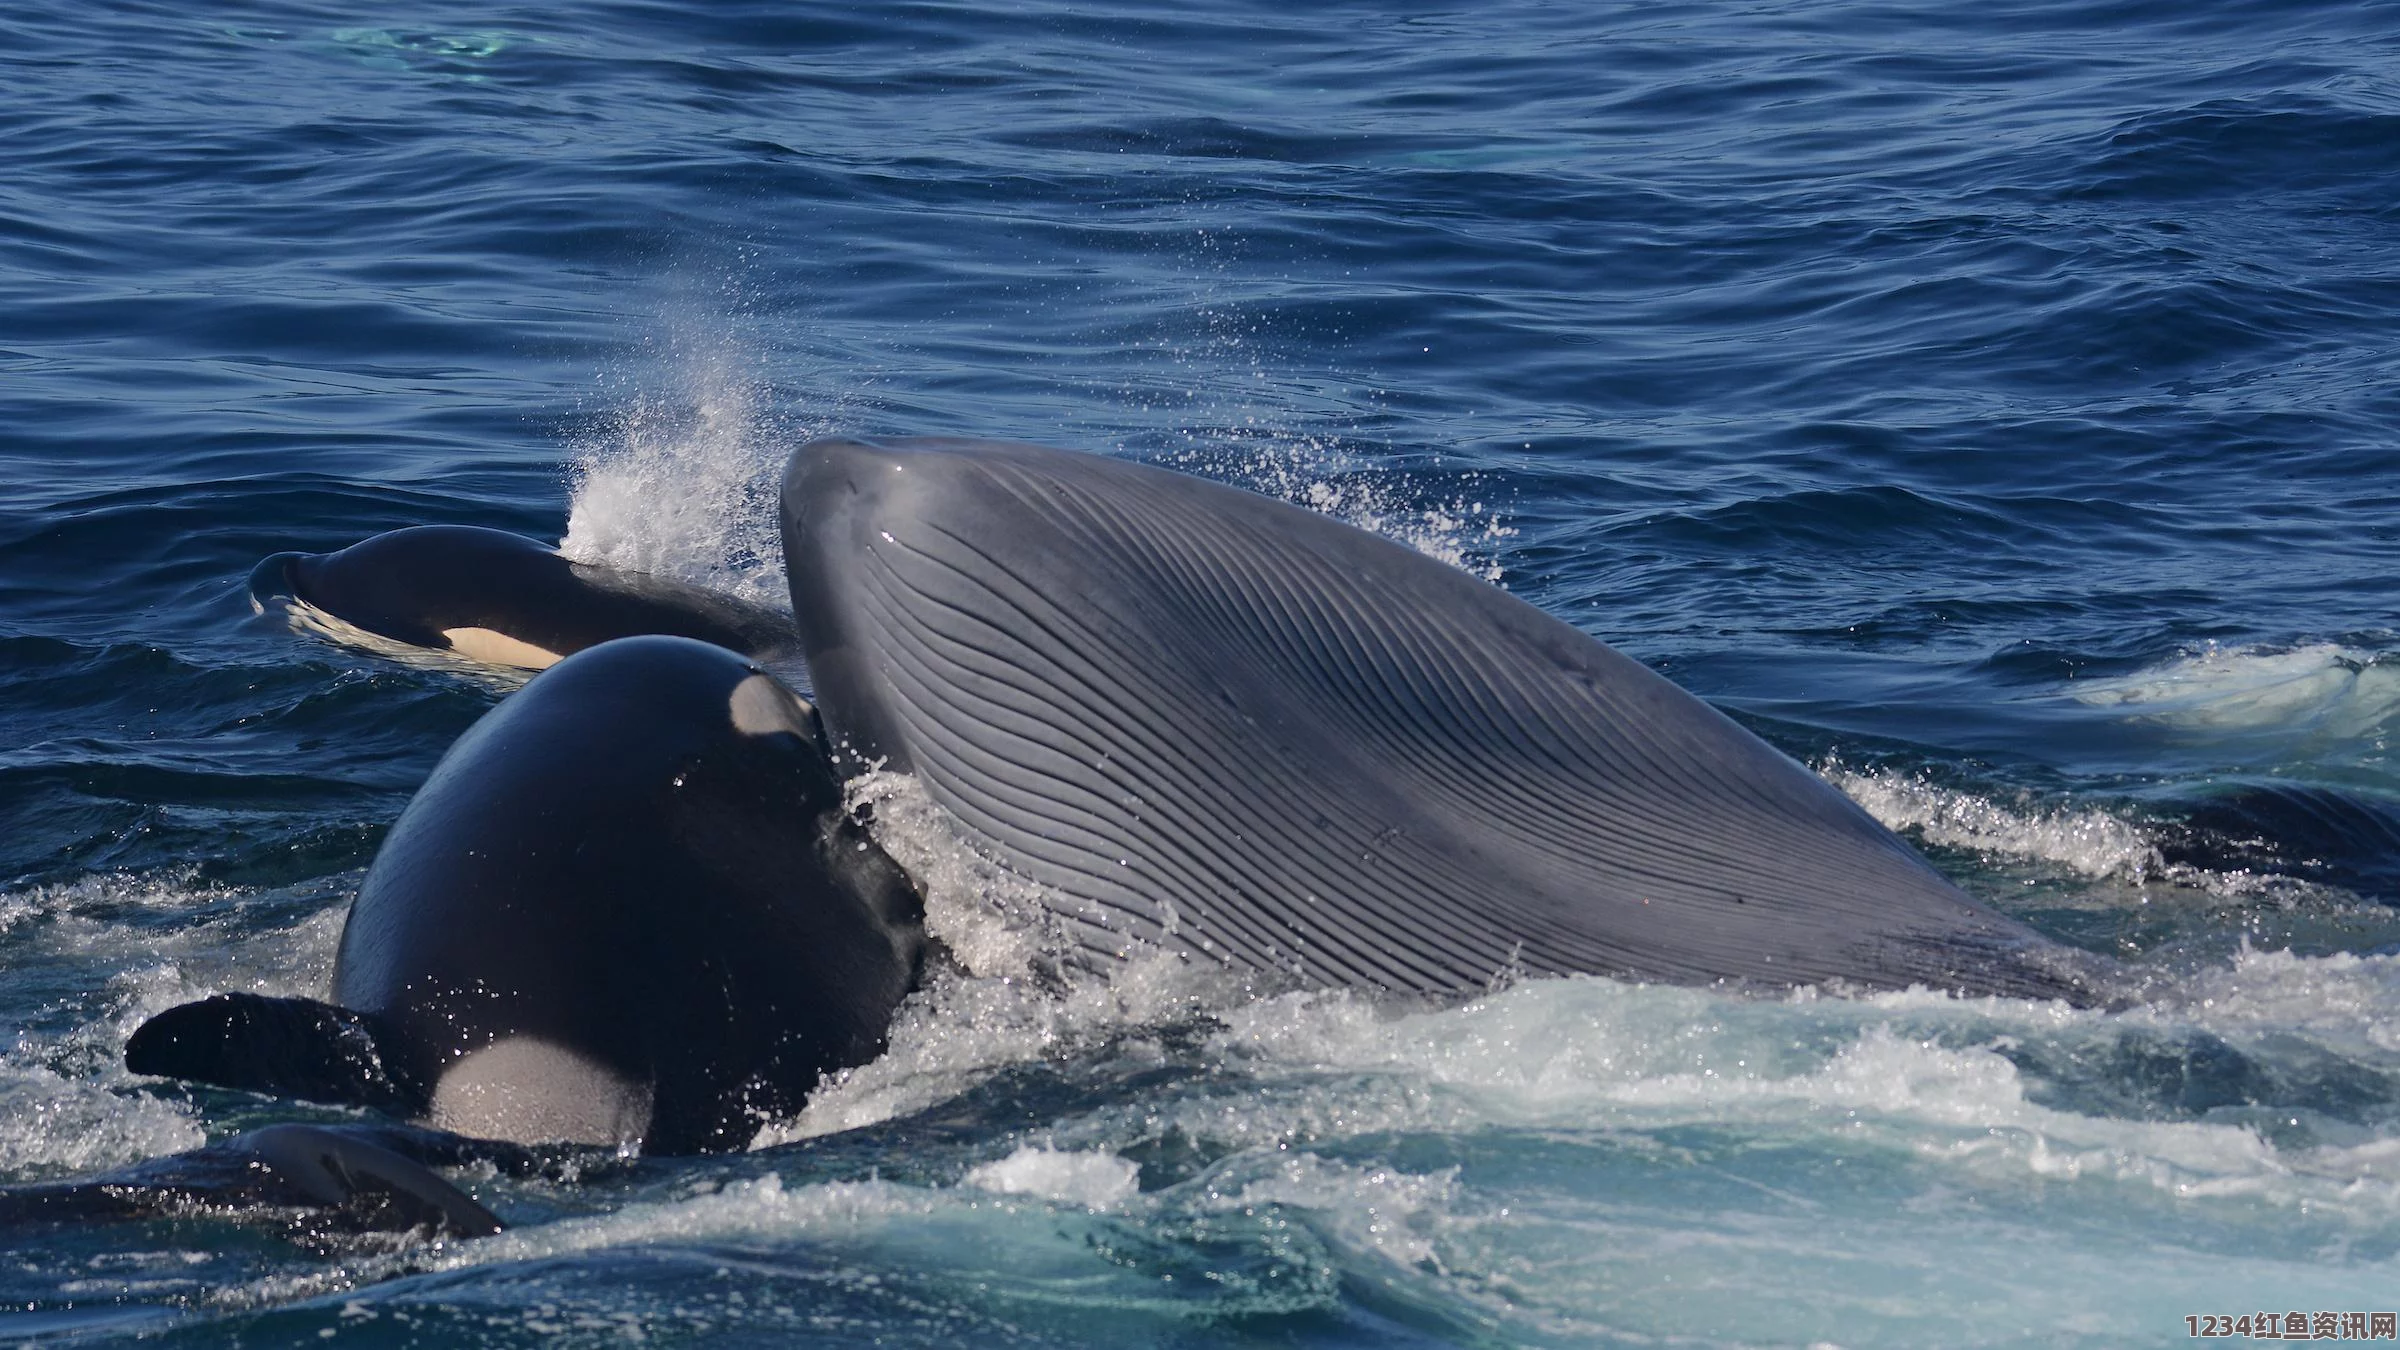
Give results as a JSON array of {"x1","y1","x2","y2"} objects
[{"x1": 4, "y1": 1, "x2": 2398, "y2": 1344}]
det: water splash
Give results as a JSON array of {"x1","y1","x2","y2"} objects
[
  {"x1": 1165, "y1": 435, "x2": 1518, "y2": 582},
  {"x1": 765, "y1": 773, "x2": 1265, "y2": 1144},
  {"x1": 964, "y1": 1147, "x2": 1140, "y2": 1211},
  {"x1": 559, "y1": 327, "x2": 828, "y2": 610},
  {"x1": 0, "y1": 873, "x2": 348, "y2": 1178},
  {"x1": 261, "y1": 962, "x2": 2400, "y2": 1342},
  {"x1": 1823, "y1": 762, "x2": 2165, "y2": 881}
]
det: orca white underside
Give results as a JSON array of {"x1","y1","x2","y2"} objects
[{"x1": 266, "y1": 593, "x2": 541, "y2": 690}]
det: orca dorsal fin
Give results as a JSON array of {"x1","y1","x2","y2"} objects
[{"x1": 125, "y1": 993, "x2": 419, "y2": 1118}]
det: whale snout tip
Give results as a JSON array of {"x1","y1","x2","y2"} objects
[{"x1": 247, "y1": 551, "x2": 308, "y2": 615}]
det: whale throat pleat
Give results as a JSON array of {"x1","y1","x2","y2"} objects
[{"x1": 785, "y1": 438, "x2": 2078, "y2": 998}]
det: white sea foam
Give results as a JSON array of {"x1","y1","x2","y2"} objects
[
  {"x1": 164, "y1": 895, "x2": 2397, "y2": 1339},
  {"x1": 0, "y1": 873, "x2": 349, "y2": 1177},
  {"x1": 2170, "y1": 945, "x2": 2400, "y2": 1056},
  {"x1": 872, "y1": 961, "x2": 2395, "y2": 1338},
  {"x1": 836, "y1": 769, "x2": 1062, "y2": 983},
  {"x1": 0, "y1": 1062, "x2": 204, "y2": 1177},
  {"x1": 779, "y1": 775, "x2": 2400, "y2": 1235},
  {"x1": 1819, "y1": 762, "x2": 2392, "y2": 918},
  {"x1": 1189, "y1": 975, "x2": 2400, "y2": 1216},
  {"x1": 0, "y1": 869, "x2": 203, "y2": 938},
  {"x1": 760, "y1": 772, "x2": 1265, "y2": 1145},
  {"x1": 1822, "y1": 762, "x2": 2164, "y2": 881},
  {"x1": 740, "y1": 770, "x2": 2400, "y2": 1302},
  {"x1": 1205, "y1": 1153, "x2": 1461, "y2": 1272},
  {"x1": 2074, "y1": 642, "x2": 2400, "y2": 726},
  {"x1": 964, "y1": 1146, "x2": 1140, "y2": 1211}
]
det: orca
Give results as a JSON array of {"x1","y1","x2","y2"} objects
[
  {"x1": 251, "y1": 524, "x2": 802, "y2": 673},
  {"x1": 2162, "y1": 780, "x2": 2400, "y2": 903},
  {"x1": 127, "y1": 636, "x2": 927, "y2": 1154},
  {"x1": 780, "y1": 436, "x2": 2107, "y2": 1002},
  {"x1": 0, "y1": 1124, "x2": 502, "y2": 1242}
]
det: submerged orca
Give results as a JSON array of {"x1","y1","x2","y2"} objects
[
  {"x1": 252, "y1": 524, "x2": 802, "y2": 672},
  {"x1": 0, "y1": 1124, "x2": 502, "y2": 1241},
  {"x1": 129, "y1": 636, "x2": 926, "y2": 1154},
  {"x1": 781, "y1": 436, "x2": 2103, "y2": 1001}
]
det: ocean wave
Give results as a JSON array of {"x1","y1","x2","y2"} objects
[
  {"x1": 1825, "y1": 762, "x2": 2166, "y2": 881},
  {"x1": 0, "y1": 873, "x2": 346, "y2": 1179}
]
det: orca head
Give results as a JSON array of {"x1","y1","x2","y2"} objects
[
  {"x1": 306, "y1": 636, "x2": 922, "y2": 1154},
  {"x1": 248, "y1": 526, "x2": 579, "y2": 665},
  {"x1": 246, "y1": 550, "x2": 307, "y2": 614},
  {"x1": 248, "y1": 527, "x2": 808, "y2": 673}
]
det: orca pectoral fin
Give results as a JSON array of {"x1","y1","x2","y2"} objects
[
  {"x1": 0, "y1": 1124, "x2": 501, "y2": 1241},
  {"x1": 241, "y1": 1124, "x2": 503, "y2": 1239},
  {"x1": 125, "y1": 993, "x2": 418, "y2": 1118}
]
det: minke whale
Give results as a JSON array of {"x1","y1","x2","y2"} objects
[
  {"x1": 781, "y1": 436, "x2": 2102, "y2": 1002},
  {"x1": 129, "y1": 635, "x2": 927, "y2": 1154},
  {"x1": 252, "y1": 524, "x2": 802, "y2": 672}
]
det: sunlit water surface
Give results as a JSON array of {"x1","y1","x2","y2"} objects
[{"x1": 3, "y1": 1, "x2": 2397, "y2": 1345}]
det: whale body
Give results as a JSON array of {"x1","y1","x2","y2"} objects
[{"x1": 781, "y1": 436, "x2": 2100, "y2": 1001}]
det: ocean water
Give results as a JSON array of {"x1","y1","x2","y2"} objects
[{"x1": 3, "y1": 0, "x2": 2398, "y2": 1344}]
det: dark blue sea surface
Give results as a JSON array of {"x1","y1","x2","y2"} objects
[{"x1": 4, "y1": 0, "x2": 2399, "y2": 1344}]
